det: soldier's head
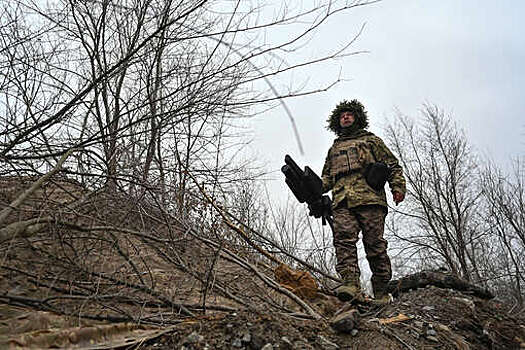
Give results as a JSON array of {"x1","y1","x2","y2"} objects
[
  {"x1": 339, "y1": 111, "x2": 355, "y2": 128},
  {"x1": 327, "y1": 99, "x2": 369, "y2": 135}
]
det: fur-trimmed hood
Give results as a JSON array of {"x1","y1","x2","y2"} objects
[{"x1": 326, "y1": 99, "x2": 369, "y2": 135}]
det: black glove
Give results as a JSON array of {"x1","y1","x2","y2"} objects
[{"x1": 308, "y1": 195, "x2": 332, "y2": 219}]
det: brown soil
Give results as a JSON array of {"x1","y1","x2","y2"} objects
[
  {"x1": 2, "y1": 178, "x2": 525, "y2": 349},
  {"x1": 137, "y1": 286, "x2": 525, "y2": 350}
]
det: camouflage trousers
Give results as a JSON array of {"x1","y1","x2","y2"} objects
[{"x1": 333, "y1": 204, "x2": 392, "y2": 289}]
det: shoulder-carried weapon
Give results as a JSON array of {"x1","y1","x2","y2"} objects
[{"x1": 281, "y1": 154, "x2": 333, "y2": 231}]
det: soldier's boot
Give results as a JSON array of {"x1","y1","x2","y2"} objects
[
  {"x1": 370, "y1": 281, "x2": 392, "y2": 306},
  {"x1": 335, "y1": 280, "x2": 362, "y2": 302},
  {"x1": 370, "y1": 292, "x2": 392, "y2": 306}
]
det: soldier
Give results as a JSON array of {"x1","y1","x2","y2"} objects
[{"x1": 321, "y1": 99, "x2": 406, "y2": 305}]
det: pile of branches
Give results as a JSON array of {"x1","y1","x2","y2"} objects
[{"x1": 0, "y1": 170, "x2": 337, "y2": 326}]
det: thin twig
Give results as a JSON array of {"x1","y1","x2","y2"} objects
[
  {"x1": 383, "y1": 325, "x2": 417, "y2": 350},
  {"x1": 202, "y1": 240, "x2": 223, "y2": 314},
  {"x1": 189, "y1": 227, "x2": 321, "y2": 320}
]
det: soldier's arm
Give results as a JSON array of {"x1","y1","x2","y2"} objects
[
  {"x1": 321, "y1": 148, "x2": 334, "y2": 193},
  {"x1": 371, "y1": 137, "x2": 406, "y2": 195}
]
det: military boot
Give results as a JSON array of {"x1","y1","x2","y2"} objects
[
  {"x1": 371, "y1": 281, "x2": 392, "y2": 306},
  {"x1": 335, "y1": 281, "x2": 362, "y2": 302},
  {"x1": 370, "y1": 292, "x2": 392, "y2": 306}
]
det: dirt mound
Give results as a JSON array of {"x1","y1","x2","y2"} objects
[
  {"x1": 2, "y1": 177, "x2": 525, "y2": 349},
  {"x1": 4, "y1": 283, "x2": 523, "y2": 349}
]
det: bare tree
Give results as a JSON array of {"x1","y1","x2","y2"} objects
[
  {"x1": 385, "y1": 105, "x2": 485, "y2": 281},
  {"x1": 1, "y1": 0, "x2": 373, "y2": 214},
  {"x1": 0, "y1": 0, "x2": 375, "y2": 327},
  {"x1": 480, "y1": 159, "x2": 525, "y2": 309}
]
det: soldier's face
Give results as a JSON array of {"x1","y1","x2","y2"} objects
[{"x1": 339, "y1": 111, "x2": 355, "y2": 128}]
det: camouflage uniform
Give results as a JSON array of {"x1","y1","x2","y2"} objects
[{"x1": 322, "y1": 100, "x2": 406, "y2": 298}]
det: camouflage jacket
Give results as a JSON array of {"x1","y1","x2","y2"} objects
[{"x1": 321, "y1": 130, "x2": 406, "y2": 209}]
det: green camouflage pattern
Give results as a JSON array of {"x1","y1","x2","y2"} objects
[
  {"x1": 321, "y1": 129, "x2": 406, "y2": 209},
  {"x1": 332, "y1": 205, "x2": 391, "y2": 290}
]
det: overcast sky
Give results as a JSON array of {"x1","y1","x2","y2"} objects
[{"x1": 247, "y1": 0, "x2": 525, "y2": 200}]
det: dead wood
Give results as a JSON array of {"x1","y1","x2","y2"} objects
[
  {"x1": 387, "y1": 270, "x2": 495, "y2": 299},
  {"x1": 382, "y1": 325, "x2": 417, "y2": 350},
  {"x1": 190, "y1": 173, "x2": 284, "y2": 267},
  {"x1": 0, "y1": 218, "x2": 48, "y2": 242},
  {"x1": 0, "y1": 149, "x2": 75, "y2": 227},
  {"x1": 196, "y1": 177, "x2": 341, "y2": 284},
  {"x1": 185, "y1": 225, "x2": 322, "y2": 320}
]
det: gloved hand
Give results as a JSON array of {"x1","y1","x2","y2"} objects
[
  {"x1": 308, "y1": 195, "x2": 332, "y2": 218},
  {"x1": 308, "y1": 198, "x2": 324, "y2": 218}
]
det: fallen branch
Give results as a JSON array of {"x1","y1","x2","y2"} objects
[
  {"x1": 189, "y1": 173, "x2": 284, "y2": 267},
  {"x1": 383, "y1": 325, "x2": 417, "y2": 350},
  {"x1": 77, "y1": 269, "x2": 195, "y2": 317},
  {"x1": 387, "y1": 270, "x2": 494, "y2": 299},
  {"x1": 0, "y1": 217, "x2": 173, "y2": 245},
  {"x1": 0, "y1": 294, "x2": 136, "y2": 323},
  {"x1": 189, "y1": 227, "x2": 322, "y2": 320},
  {"x1": 0, "y1": 148, "x2": 76, "y2": 227},
  {"x1": 0, "y1": 218, "x2": 48, "y2": 242}
]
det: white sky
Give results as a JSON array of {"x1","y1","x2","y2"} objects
[{"x1": 245, "y1": 0, "x2": 524, "y2": 200}]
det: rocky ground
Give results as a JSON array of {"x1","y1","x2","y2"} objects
[
  {"x1": 3, "y1": 279, "x2": 524, "y2": 349},
  {"x1": 137, "y1": 285, "x2": 525, "y2": 350}
]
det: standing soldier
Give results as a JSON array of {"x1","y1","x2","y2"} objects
[{"x1": 322, "y1": 99, "x2": 406, "y2": 305}]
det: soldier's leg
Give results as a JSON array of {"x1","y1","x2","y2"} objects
[
  {"x1": 356, "y1": 205, "x2": 392, "y2": 298},
  {"x1": 333, "y1": 205, "x2": 361, "y2": 298}
]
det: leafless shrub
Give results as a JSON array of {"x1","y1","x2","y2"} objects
[
  {"x1": 480, "y1": 159, "x2": 525, "y2": 309},
  {"x1": 384, "y1": 105, "x2": 485, "y2": 281},
  {"x1": 1, "y1": 0, "x2": 372, "y2": 323},
  {"x1": 384, "y1": 105, "x2": 525, "y2": 308}
]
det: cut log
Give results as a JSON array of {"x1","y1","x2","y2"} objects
[{"x1": 387, "y1": 270, "x2": 494, "y2": 300}]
